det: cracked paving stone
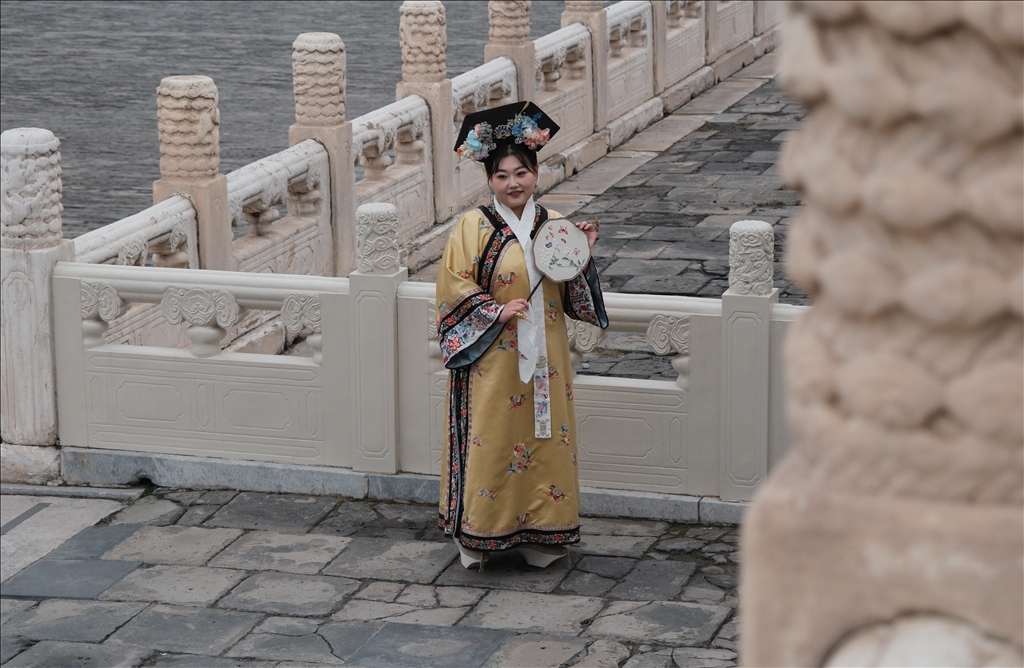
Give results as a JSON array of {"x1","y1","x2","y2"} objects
[
  {"x1": 316, "y1": 621, "x2": 385, "y2": 661},
  {"x1": 587, "y1": 601, "x2": 731, "y2": 646},
  {"x1": 576, "y1": 534, "x2": 657, "y2": 558},
  {"x1": 354, "y1": 581, "x2": 405, "y2": 602},
  {"x1": 3, "y1": 640, "x2": 149, "y2": 668},
  {"x1": 573, "y1": 638, "x2": 631, "y2": 668},
  {"x1": 227, "y1": 631, "x2": 344, "y2": 664},
  {"x1": 110, "y1": 497, "x2": 184, "y2": 527},
  {"x1": 346, "y1": 622, "x2": 510, "y2": 668},
  {"x1": 609, "y1": 560, "x2": 697, "y2": 601},
  {"x1": 255, "y1": 617, "x2": 323, "y2": 636},
  {"x1": 0, "y1": 636, "x2": 32, "y2": 665},
  {"x1": 654, "y1": 537, "x2": 705, "y2": 553},
  {"x1": 106, "y1": 605, "x2": 260, "y2": 655},
  {"x1": 205, "y1": 493, "x2": 337, "y2": 533},
  {"x1": 323, "y1": 538, "x2": 455, "y2": 584},
  {"x1": 558, "y1": 571, "x2": 617, "y2": 596},
  {"x1": 1, "y1": 599, "x2": 37, "y2": 627},
  {"x1": 209, "y1": 531, "x2": 351, "y2": 574},
  {"x1": 218, "y1": 571, "x2": 360, "y2": 616},
  {"x1": 672, "y1": 647, "x2": 737, "y2": 667},
  {"x1": 462, "y1": 590, "x2": 604, "y2": 635},
  {"x1": 575, "y1": 556, "x2": 637, "y2": 579},
  {"x1": 6, "y1": 600, "x2": 147, "y2": 642},
  {"x1": 483, "y1": 633, "x2": 589, "y2": 668},
  {"x1": 103, "y1": 525, "x2": 242, "y2": 566},
  {"x1": 144, "y1": 655, "x2": 278, "y2": 668},
  {"x1": 100, "y1": 565, "x2": 247, "y2": 606}
]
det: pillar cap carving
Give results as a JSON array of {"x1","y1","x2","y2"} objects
[
  {"x1": 1, "y1": 127, "x2": 63, "y2": 249},
  {"x1": 293, "y1": 32, "x2": 347, "y2": 126},
  {"x1": 400, "y1": 1, "x2": 447, "y2": 83},
  {"x1": 489, "y1": 1, "x2": 532, "y2": 45},
  {"x1": 728, "y1": 219, "x2": 775, "y2": 296},
  {"x1": 156, "y1": 75, "x2": 221, "y2": 180},
  {"x1": 356, "y1": 203, "x2": 401, "y2": 274}
]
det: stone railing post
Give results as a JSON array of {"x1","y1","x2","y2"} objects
[
  {"x1": 744, "y1": 2, "x2": 1024, "y2": 665},
  {"x1": 396, "y1": 1, "x2": 455, "y2": 222},
  {"x1": 719, "y1": 219, "x2": 777, "y2": 501},
  {"x1": 485, "y1": 1, "x2": 535, "y2": 103},
  {"x1": 289, "y1": 32, "x2": 357, "y2": 277},
  {"x1": 153, "y1": 75, "x2": 233, "y2": 271},
  {"x1": 348, "y1": 203, "x2": 407, "y2": 474},
  {"x1": 704, "y1": 0, "x2": 722, "y2": 63},
  {"x1": 1, "y1": 128, "x2": 75, "y2": 483},
  {"x1": 650, "y1": 0, "x2": 669, "y2": 94},
  {"x1": 562, "y1": 1, "x2": 608, "y2": 129}
]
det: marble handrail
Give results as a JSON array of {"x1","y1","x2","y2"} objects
[
  {"x1": 350, "y1": 96, "x2": 430, "y2": 166},
  {"x1": 225, "y1": 139, "x2": 328, "y2": 229},
  {"x1": 73, "y1": 195, "x2": 196, "y2": 267},
  {"x1": 451, "y1": 56, "x2": 518, "y2": 123}
]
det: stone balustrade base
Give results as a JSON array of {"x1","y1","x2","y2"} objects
[
  {"x1": 57, "y1": 447, "x2": 749, "y2": 525},
  {"x1": 0, "y1": 443, "x2": 61, "y2": 485}
]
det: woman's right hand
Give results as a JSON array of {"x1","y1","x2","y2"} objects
[{"x1": 498, "y1": 298, "x2": 530, "y2": 324}]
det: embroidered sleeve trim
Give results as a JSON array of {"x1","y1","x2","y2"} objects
[
  {"x1": 439, "y1": 291, "x2": 505, "y2": 368},
  {"x1": 563, "y1": 259, "x2": 609, "y2": 328}
]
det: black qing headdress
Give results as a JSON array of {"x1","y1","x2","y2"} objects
[{"x1": 454, "y1": 101, "x2": 560, "y2": 161}]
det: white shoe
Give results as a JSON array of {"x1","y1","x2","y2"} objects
[
  {"x1": 454, "y1": 536, "x2": 486, "y2": 571},
  {"x1": 517, "y1": 544, "x2": 568, "y2": 568}
]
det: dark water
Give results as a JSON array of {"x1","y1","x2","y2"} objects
[{"x1": 0, "y1": 1, "x2": 566, "y2": 237}]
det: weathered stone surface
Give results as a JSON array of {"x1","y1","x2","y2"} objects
[
  {"x1": 217, "y1": 571, "x2": 359, "y2": 616},
  {"x1": 573, "y1": 638, "x2": 632, "y2": 668},
  {"x1": 609, "y1": 560, "x2": 697, "y2": 600},
  {"x1": 354, "y1": 581, "x2": 405, "y2": 602},
  {"x1": 0, "y1": 599, "x2": 36, "y2": 627},
  {"x1": 5, "y1": 599, "x2": 145, "y2": 642},
  {"x1": 575, "y1": 535, "x2": 657, "y2": 558},
  {"x1": 559, "y1": 571, "x2": 617, "y2": 597},
  {"x1": 227, "y1": 631, "x2": 344, "y2": 664},
  {"x1": 312, "y1": 501, "x2": 378, "y2": 537},
  {"x1": 145, "y1": 655, "x2": 277, "y2": 668},
  {"x1": 206, "y1": 492, "x2": 337, "y2": 532},
  {"x1": 0, "y1": 444, "x2": 60, "y2": 485},
  {"x1": 383, "y1": 606, "x2": 470, "y2": 626},
  {"x1": 175, "y1": 505, "x2": 218, "y2": 526},
  {"x1": 254, "y1": 616, "x2": 322, "y2": 636},
  {"x1": 698, "y1": 498, "x2": 747, "y2": 525},
  {"x1": 1, "y1": 558, "x2": 141, "y2": 600},
  {"x1": 46, "y1": 525, "x2": 142, "y2": 560},
  {"x1": 103, "y1": 525, "x2": 242, "y2": 565},
  {"x1": 100, "y1": 565, "x2": 247, "y2": 606},
  {"x1": 331, "y1": 600, "x2": 417, "y2": 622},
  {"x1": 462, "y1": 590, "x2": 604, "y2": 635},
  {"x1": 672, "y1": 646, "x2": 736, "y2": 667},
  {"x1": 582, "y1": 518, "x2": 669, "y2": 538},
  {"x1": 3, "y1": 640, "x2": 148, "y2": 668},
  {"x1": 195, "y1": 490, "x2": 238, "y2": 505},
  {"x1": 623, "y1": 651, "x2": 674, "y2": 668},
  {"x1": 654, "y1": 537, "x2": 704, "y2": 553},
  {"x1": 483, "y1": 633, "x2": 589, "y2": 668},
  {"x1": 110, "y1": 496, "x2": 183, "y2": 526},
  {"x1": 0, "y1": 636, "x2": 31, "y2": 664},
  {"x1": 435, "y1": 551, "x2": 573, "y2": 593},
  {"x1": 106, "y1": 604, "x2": 260, "y2": 655},
  {"x1": 316, "y1": 621, "x2": 386, "y2": 661},
  {"x1": 345, "y1": 622, "x2": 511, "y2": 668},
  {"x1": 323, "y1": 538, "x2": 455, "y2": 583},
  {"x1": 587, "y1": 601, "x2": 730, "y2": 645},
  {"x1": 161, "y1": 490, "x2": 205, "y2": 505},
  {"x1": 209, "y1": 531, "x2": 350, "y2": 574}
]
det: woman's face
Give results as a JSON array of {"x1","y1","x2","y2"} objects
[{"x1": 488, "y1": 155, "x2": 537, "y2": 213}]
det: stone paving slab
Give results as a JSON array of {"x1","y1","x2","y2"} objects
[
  {"x1": 587, "y1": 600, "x2": 731, "y2": 646},
  {"x1": 110, "y1": 497, "x2": 183, "y2": 526},
  {"x1": 0, "y1": 496, "x2": 124, "y2": 583},
  {"x1": 208, "y1": 531, "x2": 351, "y2": 574},
  {"x1": 345, "y1": 622, "x2": 511, "y2": 668},
  {"x1": 217, "y1": 571, "x2": 360, "y2": 616},
  {"x1": 44, "y1": 524, "x2": 142, "y2": 561},
  {"x1": 102, "y1": 525, "x2": 242, "y2": 566},
  {"x1": 435, "y1": 550, "x2": 575, "y2": 593},
  {"x1": 100, "y1": 565, "x2": 248, "y2": 606},
  {"x1": 0, "y1": 599, "x2": 36, "y2": 627},
  {"x1": 482, "y1": 633, "x2": 589, "y2": 668},
  {"x1": 575, "y1": 534, "x2": 658, "y2": 558},
  {"x1": 3, "y1": 640, "x2": 149, "y2": 668},
  {"x1": 608, "y1": 560, "x2": 698, "y2": 601},
  {"x1": 145, "y1": 655, "x2": 278, "y2": 668},
  {"x1": 4, "y1": 599, "x2": 146, "y2": 642},
  {"x1": 549, "y1": 152, "x2": 658, "y2": 197},
  {"x1": 322, "y1": 538, "x2": 455, "y2": 584},
  {"x1": 316, "y1": 621, "x2": 386, "y2": 661},
  {"x1": 226, "y1": 630, "x2": 344, "y2": 664},
  {"x1": 462, "y1": 590, "x2": 604, "y2": 635},
  {"x1": 205, "y1": 492, "x2": 337, "y2": 532},
  {"x1": 106, "y1": 604, "x2": 261, "y2": 655},
  {"x1": 1, "y1": 558, "x2": 141, "y2": 600}
]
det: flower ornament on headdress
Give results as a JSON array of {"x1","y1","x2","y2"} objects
[
  {"x1": 455, "y1": 101, "x2": 560, "y2": 162},
  {"x1": 457, "y1": 122, "x2": 497, "y2": 161}
]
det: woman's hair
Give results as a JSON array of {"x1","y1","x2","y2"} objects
[{"x1": 483, "y1": 142, "x2": 538, "y2": 178}]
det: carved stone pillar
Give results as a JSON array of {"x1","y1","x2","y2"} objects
[
  {"x1": 742, "y1": 2, "x2": 1024, "y2": 666},
  {"x1": 289, "y1": 32, "x2": 357, "y2": 277},
  {"x1": 720, "y1": 220, "x2": 777, "y2": 502},
  {"x1": 396, "y1": 1, "x2": 455, "y2": 222},
  {"x1": 485, "y1": 1, "x2": 535, "y2": 103},
  {"x1": 153, "y1": 75, "x2": 233, "y2": 271},
  {"x1": 1, "y1": 128, "x2": 75, "y2": 482},
  {"x1": 562, "y1": 0, "x2": 609, "y2": 129},
  {"x1": 348, "y1": 203, "x2": 407, "y2": 474}
]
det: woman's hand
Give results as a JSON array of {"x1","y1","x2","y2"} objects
[
  {"x1": 498, "y1": 298, "x2": 530, "y2": 324},
  {"x1": 575, "y1": 220, "x2": 599, "y2": 248}
]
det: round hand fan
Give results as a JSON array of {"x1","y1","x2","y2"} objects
[{"x1": 532, "y1": 219, "x2": 591, "y2": 284}]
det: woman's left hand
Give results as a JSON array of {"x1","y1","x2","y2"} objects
[{"x1": 575, "y1": 221, "x2": 599, "y2": 248}]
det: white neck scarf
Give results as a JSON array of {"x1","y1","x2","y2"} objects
[{"x1": 494, "y1": 197, "x2": 552, "y2": 438}]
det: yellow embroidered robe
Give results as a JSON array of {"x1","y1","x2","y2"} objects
[{"x1": 436, "y1": 202, "x2": 608, "y2": 551}]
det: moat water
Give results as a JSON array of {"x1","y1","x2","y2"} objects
[{"x1": 0, "y1": 1, "x2": 566, "y2": 237}]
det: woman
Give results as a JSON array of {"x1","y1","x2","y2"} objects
[{"x1": 436, "y1": 102, "x2": 609, "y2": 570}]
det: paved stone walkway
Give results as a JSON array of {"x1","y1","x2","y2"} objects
[{"x1": 1, "y1": 488, "x2": 739, "y2": 667}]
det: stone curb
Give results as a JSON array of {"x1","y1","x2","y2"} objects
[
  {"x1": 59, "y1": 447, "x2": 749, "y2": 524},
  {"x1": 0, "y1": 482, "x2": 146, "y2": 501}
]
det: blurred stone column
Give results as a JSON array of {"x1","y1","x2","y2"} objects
[
  {"x1": 1, "y1": 128, "x2": 75, "y2": 483},
  {"x1": 485, "y1": 1, "x2": 535, "y2": 103},
  {"x1": 289, "y1": 32, "x2": 357, "y2": 276},
  {"x1": 396, "y1": 1, "x2": 455, "y2": 222},
  {"x1": 562, "y1": 0, "x2": 609, "y2": 129},
  {"x1": 153, "y1": 75, "x2": 233, "y2": 271},
  {"x1": 742, "y1": 1, "x2": 1023, "y2": 666}
]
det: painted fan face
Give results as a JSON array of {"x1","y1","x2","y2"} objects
[{"x1": 532, "y1": 219, "x2": 591, "y2": 283}]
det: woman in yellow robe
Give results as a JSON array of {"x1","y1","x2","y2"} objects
[{"x1": 437, "y1": 102, "x2": 608, "y2": 566}]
